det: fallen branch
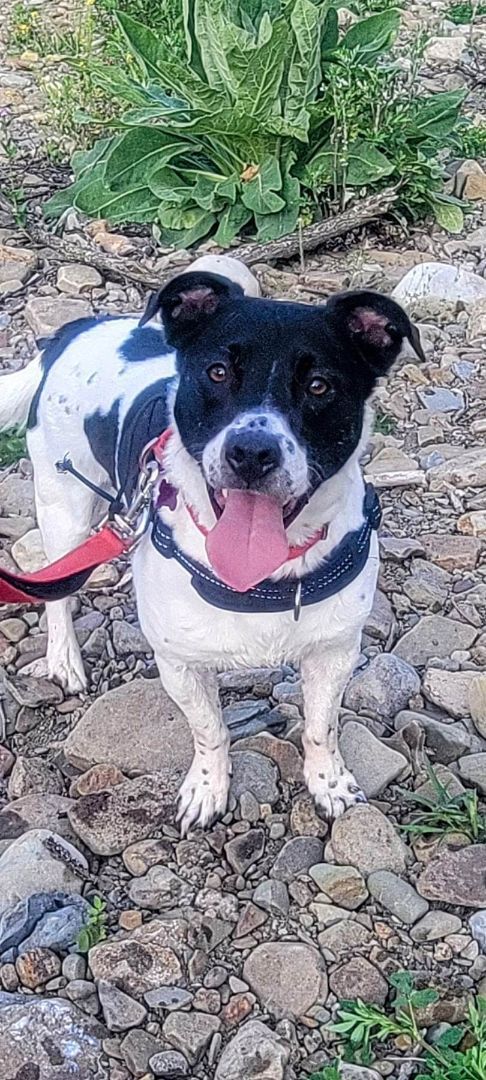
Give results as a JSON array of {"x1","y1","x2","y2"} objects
[{"x1": 24, "y1": 186, "x2": 399, "y2": 290}]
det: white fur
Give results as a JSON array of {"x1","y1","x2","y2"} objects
[{"x1": 0, "y1": 258, "x2": 377, "y2": 831}]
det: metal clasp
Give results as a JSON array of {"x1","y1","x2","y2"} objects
[{"x1": 103, "y1": 446, "x2": 161, "y2": 546}]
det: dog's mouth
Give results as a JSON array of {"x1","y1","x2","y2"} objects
[{"x1": 204, "y1": 485, "x2": 309, "y2": 593}]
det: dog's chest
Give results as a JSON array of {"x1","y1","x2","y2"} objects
[{"x1": 133, "y1": 531, "x2": 379, "y2": 669}]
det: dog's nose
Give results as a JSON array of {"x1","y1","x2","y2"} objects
[{"x1": 224, "y1": 429, "x2": 282, "y2": 486}]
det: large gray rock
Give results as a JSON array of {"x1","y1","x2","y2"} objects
[
  {"x1": 331, "y1": 805, "x2": 409, "y2": 875},
  {"x1": 98, "y1": 980, "x2": 147, "y2": 1031},
  {"x1": 243, "y1": 942, "x2": 326, "y2": 1018},
  {"x1": 428, "y1": 448, "x2": 486, "y2": 491},
  {"x1": 339, "y1": 721, "x2": 407, "y2": 797},
  {"x1": 457, "y1": 754, "x2": 486, "y2": 795},
  {"x1": 215, "y1": 1019, "x2": 290, "y2": 1079},
  {"x1": 163, "y1": 1011, "x2": 221, "y2": 1066},
  {"x1": 417, "y1": 846, "x2": 486, "y2": 907},
  {"x1": 392, "y1": 262, "x2": 486, "y2": 315},
  {"x1": 344, "y1": 655, "x2": 420, "y2": 720},
  {"x1": 271, "y1": 836, "x2": 324, "y2": 882},
  {"x1": 0, "y1": 474, "x2": 35, "y2": 517},
  {"x1": 89, "y1": 918, "x2": 186, "y2": 999},
  {"x1": 422, "y1": 669, "x2": 480, "y2": 718},
  {"x1": 25, "y1": 295, "x2": 92, "y2": 337},
  {"x1": 0, "y1": 892, "x2": 88, "y2": 956},
  {"x1": 367, "y1": 871, "x2": 429, "y2": 925},
  {"x1": 64, "y1": 679, "x2": 193, "y2": 778},
  {"x1": 0, "y1": 830, "x2": 87, "y2": 915},
  {"x1": 0, "y1": 993, "x2": 107, "y2": 1078},
  {"x1": 309, "y1": 864, "x2": 368, "y2": 910},
  {"x1": 0, "y1": 794, "x2": 79, "y2": 844},
  {"x1": 393, "y1": 616, "x2": 477, "y2": 667},
  {"x1": 329, "y1": 957, "x2": 388, "y2": 1005},
  {"x1": 395, "y1": 710, "x2": 471, "y2": 765},
  {"x1": 68, "y1": 773, "x2": 177, "y2": 855},
  {"x1": 230, "y1": 750, "x2": 279, "y2": 805}
]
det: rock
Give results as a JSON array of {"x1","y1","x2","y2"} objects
[
  {"x1": 309, "y1": 865, "x2": 368, "y2": 910},
  {"x1": 429, "y1": 448, "x2": 486, "y2": 491},
  {"x1": 252, "y1": 879, "x2": 289, "y2": 916},
  {"x1": 223, "y1": 699, "x2": 271, "y2": 741},
  {"x1": 468, "y1": 298, "x2": 486, "y2": 341},
  {"x1": 417, "y1": 846, "x2": 486, "y2": 907},
  {"x1": 230, "y1": 751, "x2": 279, "y2": 805},
  {"x1": 367, "y1": 870, "x2": 429, "y2": 925},
  {"x1": 3, "y1": 671, "x2": 62, "y2": 708},
  {"x1": 121, "y1": 1028, "x2": 162, "y2": 1077},
  {"x1": 234, "y1": 902, "x2": 267, "y2": 939},
  {"x1": 330, "y1": 957, "x2": 388, "y2": 1004},
  {"x1": 331, "y1": 805, "x2": 409, "y2": 875},
  {"x1": 16, "y1": 946, "x2": 61, "y2": 988},
  {"x1": 68, "y1": 772, "x2": 176, "y2": 855},
  {"x1": 7, "y1": 755, "x2": 63, "y2": 799},
  {"x1": 215, "y1": 1019, "x2": 290, "y2": 1080},
  {"x1": 19, "y1": 898, "x2": 90, "y2": 955},
  {"x1": 411, "y1": 911, "x2": 462, "y2": 942},
  {"x1": 236, "y1": 732, "x2": 303, "y2": 783},
  {"x1": 25, "y1": 295, "x2": 92, "y2": 337},
  {"x1": 64, "y1": 679, "x2": 193, "y2": 778},
  {"x1": 271, "y1": 836, "x2": 324, "y2": 882},
  {"x1": 456, "y1": 160, "x2": 486, "y2": 200},
  {"x1": 0, "y1": 830, "x2": 87, "y2": 916},
  {"x1": 420, "y1": 534, "x2": 481, "y2": 572},
  {"x1": 414, "y1": 764, "x2": 465, "y2": 802},
  {"x1": 403, "y1": 559, "x2": 451, "y2": 609},
  {"x1": 458, "y1": 754, "x2": 486, "y2": 794},
  {"x1": 122, "y1": 838, "x2": 172, "y2": 877},
  {"x1": 422, "y1": 669, "x2": 480, "y2": 718},
  {"x1": 393, "y1": 616, "x2": 477, "y2": 668},
  {"x1": 150, "y1": 1049, "x2": 190, "y2": 1077},
  {"x1": 344, "y1": 654, "x2": 420, "y2": 720},
  {"x1": 65, "y1": 977, "x2": 99, "y2": 1014},
  {"x1": 89, "y1": 918, "x2": 185, "y2": 999},
  {"x1": 339, "y1": 722, "x2": 407, "y2": 797},
  {"x1": 225, "y1": 829, "x2": 265, "y2": 875},
  {"x1": 392, "y1": 262, "x2": 486, "y2": 315},
  {"x1": 0, "y1": 244, "x2": 37, "y2": 283},
  {"x1": 425, "y1": 36, "x2": 467, "y2": 63},
  {"x1": 63, "y1": 954, "x2": 88, "y2": 981},
  {"x1": 469, "y1": 677, "x2": 486, "y2": 739},
  {"x1": 0, "y1": 515, "x2": 35, "y2": 541},
  {"x1": 0, "y1": 746, "x2": 15, "y2": 778},
  {"x1": 112, "y1": 620, "x2": 151, "y2": 656},
  {"x1": 0, "y1": 892, "x2": 88, "y2": 956},
  {"x1": 365, "y1": 447, "x2": 424, "y2": 488},
  {"x1": 458, "y1": 511, "x2": 486, "y2": 538},
  {"x1": 0, "y1": 617, "x2": 26, "y2": 643},
  {"x1": 469, "y1": 911, "x2": 486, "y2": 953},
  {"x1": 290, "y1": 793, "x2": 328, "y2": 838},
  {"x1": 318, "y1": 920, "x2": 372, "y2": 960},
  {"x1": 0, "y1": 474, "x2": 35, "y2": 517},
  {"x1": 0, "y1": 994, "x2": 107, "y2": 1078},
  {"x1": 0, "y1": 794, "x2": 79, "y2": 844},
  {"x1": 144, "y1": 986, "x2": 193, "y2": 1010},
  {"x1": 98, "y1": 980, "x2": 147, "y2": 1031},
  {"x1": 364, "y1": 590, "x2": 395, "y2": 642},
  {"x1": 417, "y1": 388, "x2": 465, "y2": 414},
  {"x1": 11, "y1": 529, "x2": 47, "y2": 572},
  {"x1": 395, "y1": 711, "x2": 471, "y2": 764},
  {"x1": 340, "y1": 1068, "x2": 380, "y2": 1080},
  {"x1": 163, "y1": 1011, "x2": 221, "y2": 1066},
  {"x1": 243, "y1": 942, "x2": 326, "y2": 1018},
  {"x1": 128, "y1": 865, "x2": 191, "y2": 909},
  {"x1": 70, "y1": 763, "x2": 125, "y2": 797},
  {"x1": 57, "y1": 263, "x2": 103, "y2": 295}
]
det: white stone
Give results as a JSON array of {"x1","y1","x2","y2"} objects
[{"x1": 392, "y1": 262, "x2": 486, "y2": 315}]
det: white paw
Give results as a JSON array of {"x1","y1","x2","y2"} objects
[
  {"x1": 177, "y1": 753, "x2": 230, "y2": 836},
  {"x1": 305, "y1": 756, "x2": 366, "y2": 820},
  {"x1": 47, "y1": 643, "x2": 88, "y2": 695}
]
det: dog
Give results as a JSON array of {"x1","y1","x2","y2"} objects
[{"x1": 0, "y1": 255, "x2": 424, "y2": 833}]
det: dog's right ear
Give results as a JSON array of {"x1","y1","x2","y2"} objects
[{"x1": 139, "y1": 271, "x2": 244, "y2": 343}]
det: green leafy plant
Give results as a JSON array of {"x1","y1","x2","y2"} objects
[
  {"x1": 401, "y1": 764, "x2": 486, "y2": 844},
  {"x1": 44, "y1": 0, "x2": 466, "y2": 245},
  {"x1": 373, "y1": 409, "x2": 397, "y2": 436},
  {"x1": 458, "y1": 121, "x2": 486, "y2": 159},
  {"x1": 76, "y1": 895, "x2": 107, "y2": 953},
  {"x1": 0, "y1": 433, "x2": 27, "y2": 468},
  {"x1": 447, "y1": 1, "x2": 486, "y2": 23},
  {"x1": 325, "y1": 974, "x2": 486, "y2": 1080}
]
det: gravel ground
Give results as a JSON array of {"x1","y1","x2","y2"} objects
[{"x1": 1, "y1": 2, "x2": 486, "y2": 1079}]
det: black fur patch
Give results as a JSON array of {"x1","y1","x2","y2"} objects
[
  {"x1": 116, "y1": 377, "x2": 173, "y2": 499},
  {"x1": 84, "y1": 398, "x2": 121, "y2": 487},
  {"x1": 120, "y1": 325, "x2": 172, "y2": 363}
]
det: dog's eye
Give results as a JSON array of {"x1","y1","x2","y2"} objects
[
  {"x1": 308, "y1": 376, "x2": 329, "y2": 397},
  {"x1": 207, "y1": 364, "x2": 227, "y2": 383}
]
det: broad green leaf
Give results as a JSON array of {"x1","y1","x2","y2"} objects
[
  {"x1": 147, "y1": 166, "x2": 189, "y2": 204},
  {"x1": 193, "y1": 174, "x2": 231, "y2": 211},
  {"x1": 434, "y1": 1026, "x2": 464, "y2": 1049},
  {"x1": 214, "y1": 201, "x2": 252, "y2": 246},
  {"x1": 255, "y1": 170, "x2": 300, "y2": 241},
  {"x1": 411, "y1": 90, "x2": 467, "y2": 141},
  {"x1": 411, "y1": 989, "x2": 440, "y2": 1008},
  {"x1": 104, "y1": 129, "x2": 189, "y2": 189},
  {"x1": 303, "y1": 141, "x2": 336, "y2": 186},
  {"x1": 291, "y1": 0, "x2": 322, "y2": 100},
  {"x1": 345, "y1": 140, "x2": 394, "y2": 186},
  {"x1": 195, "y1": 1, "x2": 237, "y2": 96},
  {"x1": 43, "y1": 160, "x2": 108, "y2": 218},
  {"x1": 340, "y1": 9, "x2": 401, "y2": 60},
  {"x1": 241, "y1": 156, "x2": 285, "y2": 214},
  {"x1": 157, "y1": 207, "x2": 216, "y2": 247},
  {"x1": 321, "y1": 6, "x2": 339, "y2": 54},
  {"x1": 74, "y1": 178, "x2": 160, "y2": 222},
  {"x1": 71, "y1": 137, "x2": 113, "y2": 179},
  {"x1": 116, "y1": 13, "x2": 224, "y2": 112},
  {"x1": 238, "y1": 17, "x2": 288, "y2": 121},
  {"x1": 215, "y1": 176, "x2": 238, "y2": 202},
  {"x1": 431, "y1": 197, "x2": 464, "y2": 234}
]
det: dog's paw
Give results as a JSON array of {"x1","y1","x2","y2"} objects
[
  {"x1": 305, "y1": 758, "x2": 366, "y2": 820},
  {"x1": 176, "y1": 755, "x2": 230, "y2": 836},
  {"x1": 47, "y1": 644, "x2": 88, "y2": 695}
]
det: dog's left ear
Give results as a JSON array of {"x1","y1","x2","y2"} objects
[
  {"x1": 139, "y1": 271, "x2": 244, "y2": 342},
  {"x1": 325, "y1": 290, "x2": 425, "y2": 375}
]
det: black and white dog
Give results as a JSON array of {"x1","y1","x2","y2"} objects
[{"x1": 0, "y1": 255, "x2": 423, "y2": 833}]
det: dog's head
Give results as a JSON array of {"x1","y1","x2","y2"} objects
[{"x1": 140, "y1": 271, "x2": 423, "y2": 588}]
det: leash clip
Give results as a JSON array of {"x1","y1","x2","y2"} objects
[{"x1": 107, "y1": 458, "x2": 160, "y2": 544}]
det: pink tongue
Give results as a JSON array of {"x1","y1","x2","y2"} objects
[{"x1": 206, "y1": 490, "x2": 289, "y2": 592}]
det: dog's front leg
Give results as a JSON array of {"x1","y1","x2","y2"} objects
[
  {"x1": 155, "y1": 656, "x2": 230, "y2": 835},
  {"x1": 301, "y1": 634, "x2": 366, "y2": 819}
]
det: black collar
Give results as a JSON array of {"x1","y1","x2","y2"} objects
[{"x1": 150, "y1": 484, "x2": 381, "y2": 619}]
